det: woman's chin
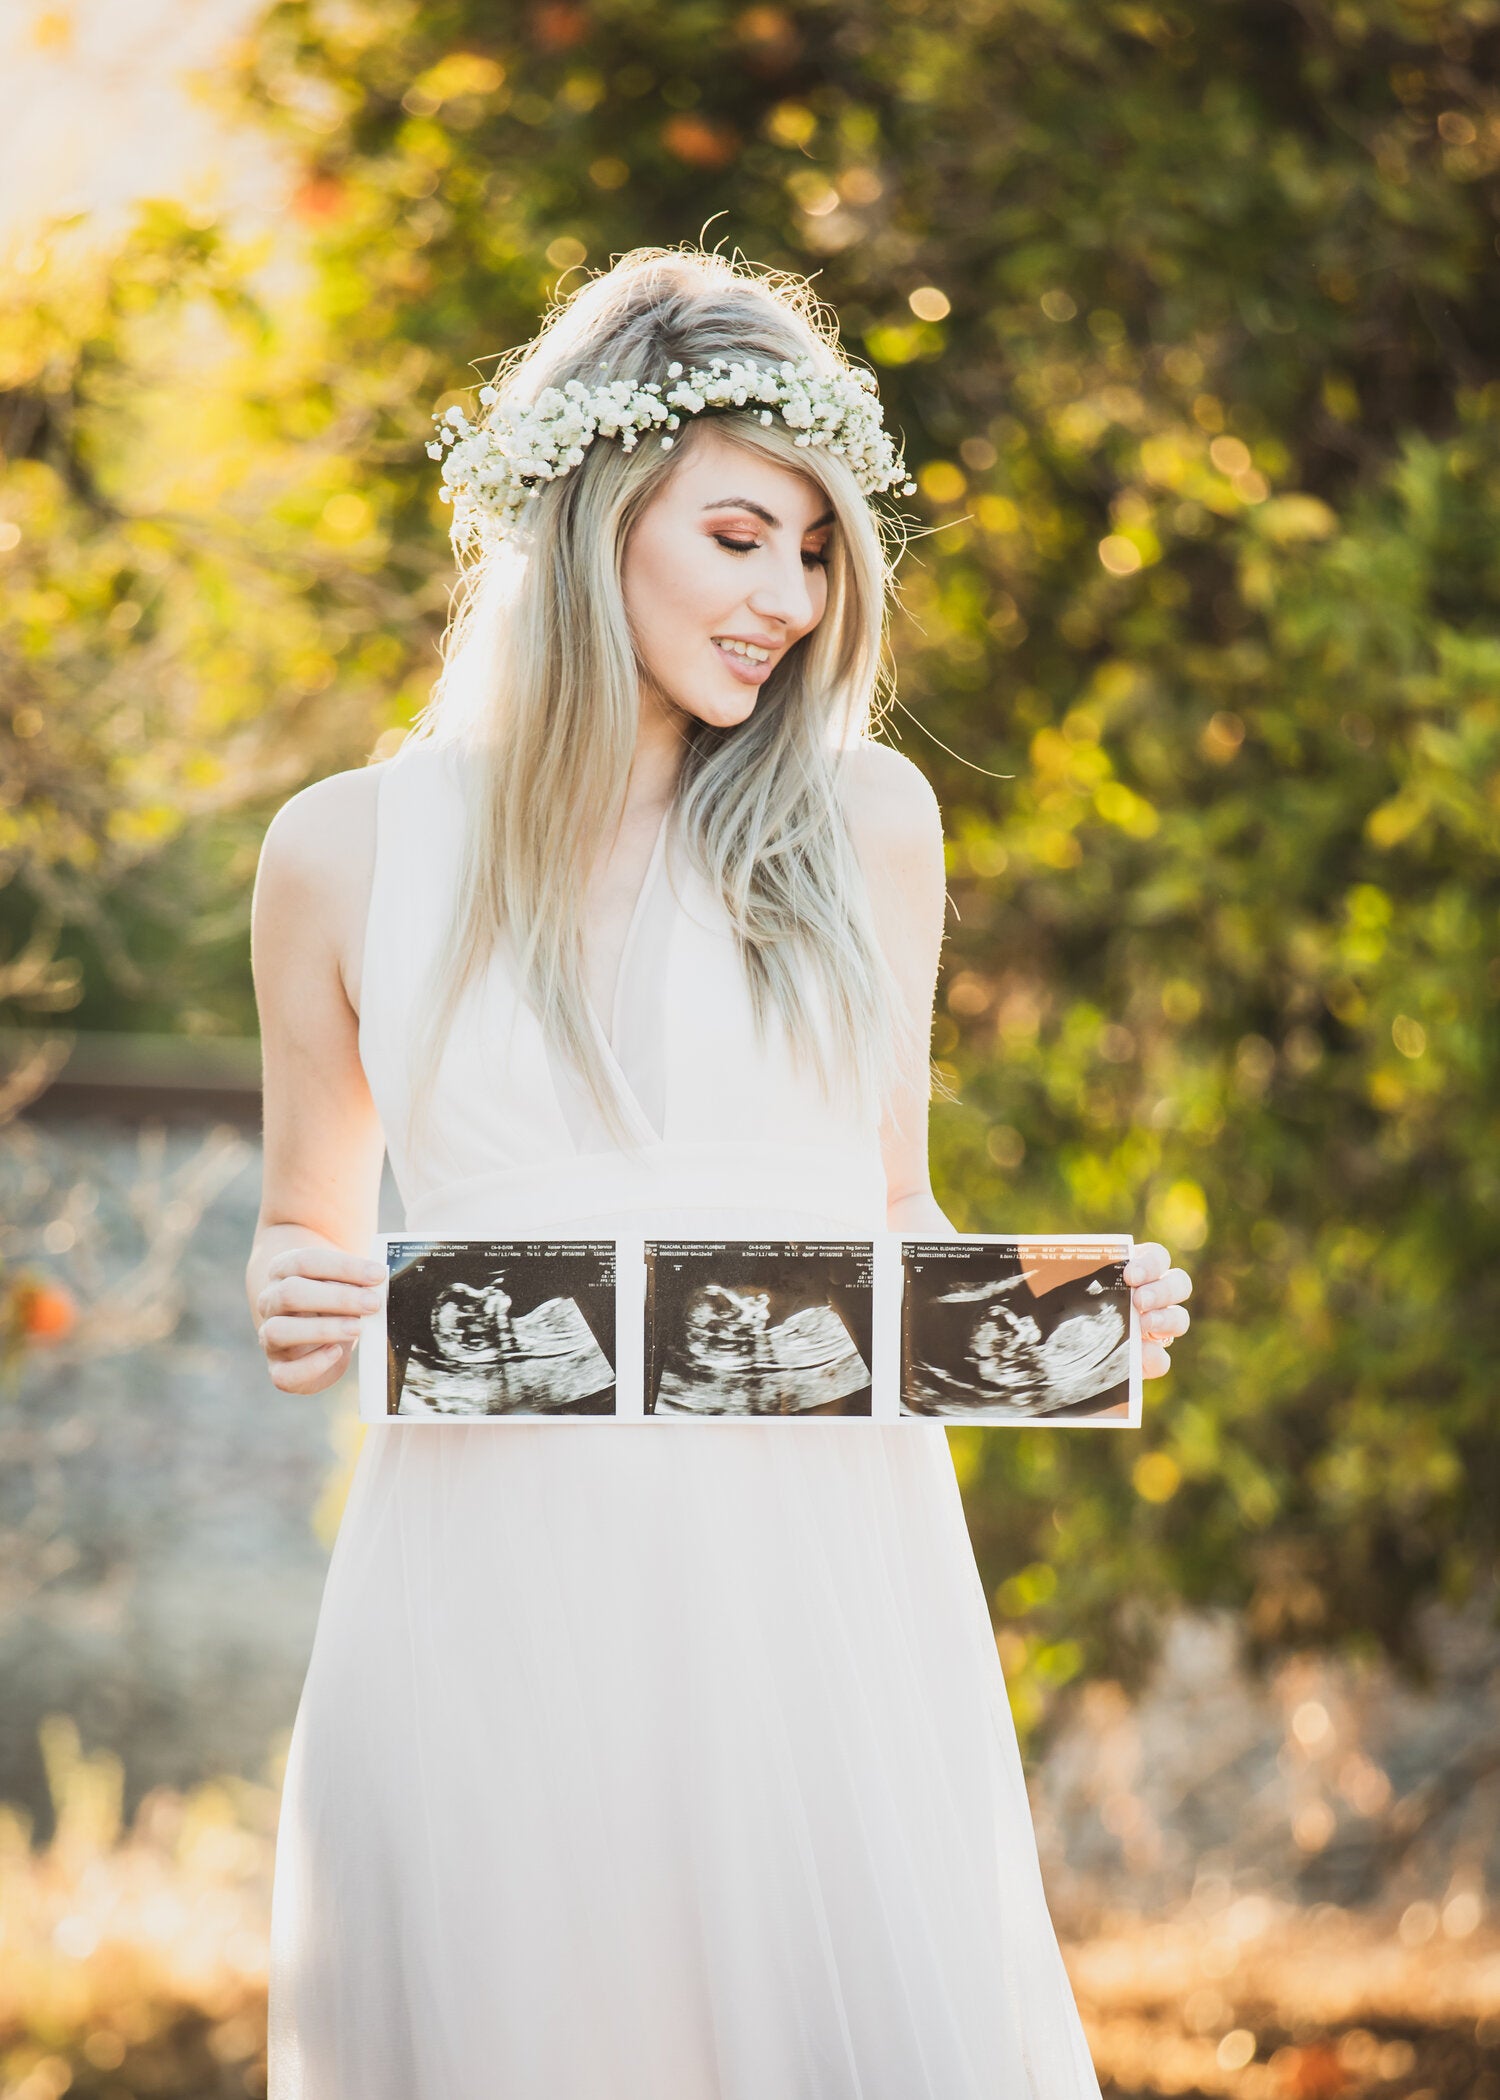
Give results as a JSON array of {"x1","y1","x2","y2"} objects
[
  {"x1": 687, "y1": 687, "x2": 763, "y2": 731},
  {"x1": 646, "y1": 673, "x2": 764, "y2": 734}
]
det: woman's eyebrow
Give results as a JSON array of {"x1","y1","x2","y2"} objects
[{"x1": 701, "y1": 497, "x2": 838, "y2": 532}]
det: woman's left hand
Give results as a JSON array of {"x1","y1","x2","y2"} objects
[{"x1": 1122, "y1": 1242, "x2": 1193, "y2": 1380}]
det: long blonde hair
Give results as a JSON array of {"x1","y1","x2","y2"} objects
[{"x1": 401, "y1": 244, "x2": 920, "y2": 1154}]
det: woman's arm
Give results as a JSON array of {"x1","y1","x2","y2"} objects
[
  {"x1": 841, "y1": 740, "x2": 1192, "y2": 1377},
  {"x1": 839, "y1": 740, "x2": 955, "y2": 1237},
  {"x1": 247, "y1": 766, "x2": 389, "y2": 1394}
]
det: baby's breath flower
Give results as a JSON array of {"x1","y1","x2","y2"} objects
[{"x1": 430, "y1": 355, "x2": 913, "y2": 553}]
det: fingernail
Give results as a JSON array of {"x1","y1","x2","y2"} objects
[{"x1": 360, "y1": 1262, "x2": 385, "y2": 1280}]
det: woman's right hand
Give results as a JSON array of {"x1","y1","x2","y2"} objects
[{"x1": 255, "y1": 1245, "x2": 387, "y2": 1394}]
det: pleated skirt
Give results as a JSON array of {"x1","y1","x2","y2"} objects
[{"x1": 267, "y1": 1406, "x2": 1103, "y2": 2098}]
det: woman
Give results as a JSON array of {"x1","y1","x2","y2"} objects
[{"x1": 249, "y1": 245, "x2": 1192, "y2": 2099}]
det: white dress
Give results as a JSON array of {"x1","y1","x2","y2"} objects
[{"x1": 266, "y1": 737, "x2": 1103, "y2": 2099}]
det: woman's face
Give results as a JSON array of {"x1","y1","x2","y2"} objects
[{"x1": 621, "y1": 421, "x2": 836, "y2": 730}]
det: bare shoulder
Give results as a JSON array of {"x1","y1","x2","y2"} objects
[
  {"x1": 835, "y1": 739, "x2": 945, "y2": 887},
  {"x1": 254, "y1": 763, "x2": 385, "y2": 1006},
  {"x1": 837, "y1": 737, "x2": 942, "y2": 822},
  {"x1": 262, "y1": 763, "x2": 381, "y2": 871},
  {"x1": 257, "y1": 763, "x2": 382, "y2": 924}
]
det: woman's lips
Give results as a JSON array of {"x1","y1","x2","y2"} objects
[{"x1": 712, "y1": 638, "x2": 776, "y2": 685}]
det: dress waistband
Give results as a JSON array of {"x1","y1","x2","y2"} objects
[{"x1": 401, "y1": 1138, "x2": 888, "y2": 1240}]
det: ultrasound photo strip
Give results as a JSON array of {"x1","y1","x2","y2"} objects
[
  {"x1": 375, "y1": 1240, "x2": 620, "y2": 1421},
  {"x1": 897, "y1": 1238, "x2": 1139, "y2": 1424},
  {"x1": 357, "y1": 1233, "x2": 1141, "y2": 1427},
  {"x1": 644, "y1": 1240, "x2": 878, "y2": 1418}
]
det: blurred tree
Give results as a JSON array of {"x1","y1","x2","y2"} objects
[
  {"x1": 0, "y1": 203, "x2": 442, "y2": 1040},
  {"x1": 0, "y1": 204, "x2": 422, "y2": 1380},
  {"x1": 4, "y1": 0, "x2": 1497, "y2": 1737},
  {"x1": 234, "y1": 0, "x2": 1500, "y2": 1730}
]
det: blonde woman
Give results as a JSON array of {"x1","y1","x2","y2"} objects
[{"x1": 249, "y1": 246, "x2": 1192, "y2": 2098}]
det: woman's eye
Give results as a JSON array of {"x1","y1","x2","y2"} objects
[{"x1": 712, "y1": 533, "x2": 829, "y2": 571}]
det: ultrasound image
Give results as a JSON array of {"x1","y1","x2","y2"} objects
[
  {"x1": 901, "y1": 1241, "x2": 1131, "y2": 1421},
  {"x1": 645, "y1": 1241, "x2": 874, "y2": 1417},
  {"x1": 385, "y1": 1241, "x2": 617, "y2": 1417}
]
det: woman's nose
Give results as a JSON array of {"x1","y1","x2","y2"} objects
[{"x1": 748, "y1": 550, "x2": 817, "y2": 634}]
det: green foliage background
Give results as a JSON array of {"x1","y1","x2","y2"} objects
[{"x1": 3, "y1": 0, "x2": 1496, "y2": 1737}]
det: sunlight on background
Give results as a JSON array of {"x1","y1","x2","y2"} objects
[
  {"x1": 0, "y1": 0, "x2": 274, "y2": 259},
  {"x1": 4, "y1": 2, "x2": 1499, "y2": 2091}
]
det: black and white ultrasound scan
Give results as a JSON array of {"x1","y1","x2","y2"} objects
[
  {"x1": 899, "y1": 1238, "x2": 1138, "y2": 1424},
  {"x1": 380, "y1": 1240, "x2": 618, "y2": 1418},
  {"x1": 644, "y1": 1240, "x2": 875, "y2": 1417}
]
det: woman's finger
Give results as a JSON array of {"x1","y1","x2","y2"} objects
[
  {"x1": 1133, "y1": 1265, "x2": 1193, "y2": 1314},
  {"x1": 1141, "y1": 1337, "x2": 1174, "y2": 1379},
  {"x1": 268, "y1": 1343, "x2": 347, "y2": 1393},
  {"x1": 259, "y1": 1314, "x2": 367, "y2": 1355},
  {"x1": 267, "y1": 1244, "x2": 387, "y2": 1288},
  {"x1": 1142, "y1": 1305, "x2": 1190, "y2": 1343},
  {"x1": 1123, "y1": 1242, "x2": 1170, "y2": 1287},
  {"x1": 257, "y1": 1274, "x2": 385, "y2": 1321}
]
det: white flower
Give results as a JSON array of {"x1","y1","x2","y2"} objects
[{"x1": 430, "y1": 352, "x2": 912, "y2": 550}]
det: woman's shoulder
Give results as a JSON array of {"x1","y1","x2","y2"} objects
[
  {"x1": 255, "y1": 761, "x2": 392, "y2": 1012},
  {"x1": 260, "y1": 739, "x2": 459, "y2": 882},
  {"x1": 835, "y1": 738, "x2": 945, "y2": 882},
  {"x1": 260, "y1": 760, "x2": 383, "y2": 889},
  {"x1": 256, "y1": 740, "x2": 468, "y2": 1006},
  {"x1": 831, "y1": 740, "x2": 947, "y2": 997}
]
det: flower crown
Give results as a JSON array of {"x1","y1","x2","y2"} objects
[{"x1": 427, "y1": 355, "x2": 917, "y2": 549}]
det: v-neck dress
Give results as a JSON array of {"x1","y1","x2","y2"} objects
[{"x1": 265, "y1": 735, "x2": 1103, "y2": 2100}]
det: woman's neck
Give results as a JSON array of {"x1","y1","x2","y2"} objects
[{"x1": 628, "y1": 687, "x2": 690, "y2": 814}]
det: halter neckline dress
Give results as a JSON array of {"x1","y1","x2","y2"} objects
[{"x1": 266, "y1": 735, "x2": 1103, "y2": 2100}]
